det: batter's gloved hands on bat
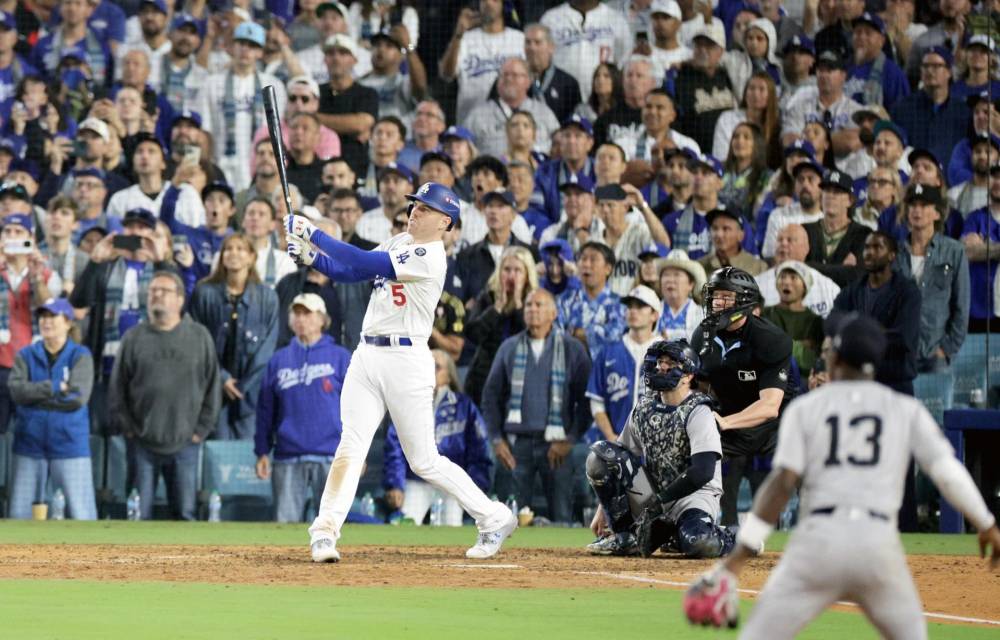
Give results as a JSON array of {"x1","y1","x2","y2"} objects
[
  {"x1": 286, "y1": 234, "x2": 316, "y2": 266},
  {"x1": 683, "y1": 563, "x2": 740, "y2": 629},
  {"x1": 283, "y1": 214, "x2": 317, "y2": 241}
]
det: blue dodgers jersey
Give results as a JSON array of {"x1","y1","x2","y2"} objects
[{"x1": 586, "y1": 340, "x2": 646, "y2": 435}]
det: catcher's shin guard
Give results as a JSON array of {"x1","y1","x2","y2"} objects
[{"x1": 586, "y1": 441, "x2": 646, "y2": 533}]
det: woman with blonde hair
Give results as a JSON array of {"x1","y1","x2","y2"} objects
[
  {"x1": 463, "y1": 246, "x2": 538, "y2": 405},
  {"x1": 856, "y1": 165, "x2": 904, "y2": 231},
  {"x1": 190, "y1": 233, "x2": 279, "y2": 440}
]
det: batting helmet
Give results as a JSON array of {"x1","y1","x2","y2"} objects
[
  {"x1": 642, "y1": 339, "x2": 700, "y2": 392},
  {"x1": 406, "y1": 182, "x2": 461, "y2": 230},
  {"x1": 701, "y1": 267, "x2": 763, "y2": 332}
]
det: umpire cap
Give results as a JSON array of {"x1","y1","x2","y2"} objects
[
  {"x1": 406, "y1": 182, "x2": 461, "y2": 229},
  {"x1": 824, "y1": 312, "x2": 886, "y2": 373}
]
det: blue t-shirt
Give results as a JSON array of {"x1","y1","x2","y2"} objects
[
  {"x1": 845, "y1": 58, "x2": 910, "y2": 109},
  {"x1": 586, "y1": 339, "x2": 645, "y2": 436},
  {"x1": 961, "y1": 207, "x2": 1000, "y2": 319}
]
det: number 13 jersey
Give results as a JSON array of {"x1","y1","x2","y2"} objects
[
  {"x1": 362, "y1": 233, "x2": 447, "y2": 341},
  {"x1": 773, "y1": 380, "x2": 954, "y2": 518}
]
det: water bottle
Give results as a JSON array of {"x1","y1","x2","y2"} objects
[
  {"x1": 506, "y1": 494, "x2": 518, "y2": 518},
  {"x1": 360, "y1": 492, "x2": 376, "y2": 518},
  {"x1": 51, "y1": 488, "x2": 66, "y2": 520},
  {"x1": 126, "y1": 488, "x2": 141, "y2": 521},
  {"x1": 208, "y1": 491, "x2": 222, "y2": 522},
  {"x1": 780, "y1": 492, "x2": 799, "y2": 531},
  {"x1": 429, "y1": 496, "x2": 444, "y2": 526}
]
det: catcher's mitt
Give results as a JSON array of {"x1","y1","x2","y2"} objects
[{"x1": 682, "y1": 564, "x2": 740, "y2": 629}]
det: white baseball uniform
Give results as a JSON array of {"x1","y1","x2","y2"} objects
[
  {"x1": 740, "y1": 380, "x2": 976, "y2": 639},
  {"x1": 308, "y1": 233, "x2": 509, "y2": 543},
  {"x1": 541, "y1": 2, "x2": 633, "y2": 102}
]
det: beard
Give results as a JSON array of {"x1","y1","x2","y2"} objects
[
  {"x1": 799, "y1": 192, "x2": 816, "y2": 210},
  {"x1": 859, "y1": 128, "x2": 875, "y2": 146}
]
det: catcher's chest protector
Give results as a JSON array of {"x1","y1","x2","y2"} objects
[{"x1": 634, "y1": 392, "x2": 714, "y2": 495}]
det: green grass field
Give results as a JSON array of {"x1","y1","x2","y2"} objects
[{"x1": 0, "y1": 522, "x2": 993, "y2": 639}]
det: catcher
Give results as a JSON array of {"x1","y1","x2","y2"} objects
[{"x1": 585, "y1": 339, "x2": 737, "y2": 558}]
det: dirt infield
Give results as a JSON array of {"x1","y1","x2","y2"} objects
[{"x1": 1, "y1": 544, "x2": 997, "y2": 624}]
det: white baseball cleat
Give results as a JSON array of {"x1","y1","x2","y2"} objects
[
  {"x1": 310, "y1": 537, "x2": 340, "y2": 563},
  {"x1": 466, "y1": 511, "x2": 518, "y2": 559}
]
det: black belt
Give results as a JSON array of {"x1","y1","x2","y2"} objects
[
  {"x1": 811, "y1": 506, "x2": 889, "y2": 521},
  {"x1": 363, "y1": 335, "x2": 412, "y2": 347}
]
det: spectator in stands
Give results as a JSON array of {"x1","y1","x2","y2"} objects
[
  {"x1": 166, "y1": 110, "x2": 226, "y2": 186},
  {"x1": 573, "y1": 62, "x2": 623, "y2": 123},
  {"x1": 109, "y1": 270, "x2": 220, "y2": 520},
  {"x1": 647, "y1": 0, "x2": 691, "y2": 71},
  {"x1": 347, "y1": 0, "x2": 420, "y2": 50},
  {"x1": 902, "y1": 148, "x2": 965, "y2": 239},
  {"x1": 42, "y1": 118, "x2": 129, "y2": 203},
  {"x1": 323, "y1": 189, "x2": 373, "y2": 350},
  {"x1": 657, "y1": 249, "x2": 706, "y2": 341},
  {"x1": 761, "y1": 260, "x2": 825, "y2": 372},
  {"x1": 356, "y1": 162, "x2": 414, "y2": 244},
  {"x1": 804, "y1": 169, "x2": 869, "y2": 286},
  {"x1": 504, "y1": 110, "x2": 545, "y2": 171},
  {"x1": 856, "y1": 164, "x2": 904, "y2": 231},
  {"x1": 558, "y1": 241, "x2": 626, "y2": 358},
  {"x1": 961, "y1": 164, "x2": 1000, "y2": 331},
  {"x1": 896, "y1": 184, "x2": 970, "y2": 387},
  {"x1": 535, "y1": 116, "x2": 596, "y2": 223},
  {"x1": 723, "y1": 18, "x2": 781, "y2": 101},
  {"x1": 482, "y1": 288, "x2": 592, "y2": 525},
  {"x1": 198, "y1": 22, "x2": 286, "y2": 192},
  {"x1": 587, "y1": 284, "x2": 661, "y2": 441},
  {"x1": 833, "y1": 230, "x2": 921, "y2": 394},
  {"x1": 781, "y1": 50, "x2": 862, "y2": 163},
  {"x1": 780, "y1": 35, "x2": 816, "y2": 108},
  {"x1": 507, "y1": 160, "x2": 549, "y2": 240},
  {"x1": 838, "y1": 103, "x2": 888, "y2": 181},
  {"x1": 521, "y1": 23, "x2": 581, "y2": 124},
  {"x1": 358, "y1": 118, "x2": 409, "y2": 202},
  {"x1": 652, "y1": 147, "x2": 695, "y2": 215},
  {"x1": 298, "y1": 2, "x2": 373, "y2": 83},
  {"x1": 593, "y1": 183, "x2": 671, "y2": 295},
  {"x1": 906, "y1": 0, "x2": 971, "y2": 83},
  {"x1": 462, "y1": 155, "x2": 533, "y2": 248},
  {"x1": 713, "y1": 72, "x2": 781, "y2": 167},
  {"x1": 699, "y1": 206, "x2": 768, "y2": 275},
  {"x1": 116, "y1": 0, "x2": 170, "y2": 85},
  {"x1": 42, "y1": 196, "x2": 88, "y2": 297},
  {"x1": 285, "y1": 113, "x2": 326, "y2": 205},
  {"x1": 673, "y1": 23, "x2": 736, "y2": 153},
  {"x1": 953, "y1": 35, "x2": 1000, "y2": 100},
  {"x1": 8, "y1": 298, "x2": 95, "y2": 519},
  {"x1": 32, "y1": 0, "x2": 113, "y2": 87},
  {"x1": 255, "y1": 292, "x2": 350, "y2": 522},
  {"x1": 398, "y1": 100, "x2": 446, "y2": 173},
  {"x1": 251, "y1": 76, "x2": 341, "y2": 178},
  {"x1": 107, "y1": 133, "x2": 205, "y2": 227},
  {"x1": 159, "y1": 13, "x2": 206, "y2": 114},
  {"x1": 621, "y1": 89, "x2": 701, "y2": 173},
  {"x1": 853, "y1": 119, "x2": 908, "y2": 199},
  {"x1": 358, "y1": 26, "x2": 425, "y2": 121},
  {"x1": 383, "y1": 349, "x2": 492, "y2": 526},
  {"x1": 236, "y1": 139, "x2": 281, "y2": 216},
  {"x1": 759, "y1": 223, "x2": 841, "y2": 317},
  {"x1": 0, "y1": 15, "x2": 37, "y2": 111},
  {"x1": 949, "y1": 134, "x2": 996, "y2": 217},
  {"x1": 892, "y1": 47, "x2": 970, "y2": 174},
  {"x1": 761, "y1": 155, "x2": 825, "y2": 258},
  {"x1": 464, "y1": 245, "x2": 537, "y2": 405},
  {"x1": 440, "y1": 126, "x2": 477, "y2": 202},
  {"x1": 593, "y1": 54, "x2": 660, "y2": 148},
  {"x1": 240, "y1": 198, "x2": 298, "y2": 288},
  {"x1": 844, "y1": 12, "x2": 909, "y2": 109},
  {"x1": 720, "y1": 122, "x2": 772, "y2": 220},
  {"x1": 316, "y1": 34, "x2": 378, "y2": 177},
  {"x1": 190, "y1": 233, "x2": 279, "y2": 441},
  {"x1": 466, "y1": 57, "x2": 560, "y2": 158},
  {"x1": 441, "y1": 0, "x2": 525, "y2": 125},
  {"x1": 158, "y1": 181, "x2": 233, "y2": 282},
  {"x1": 538, "y1": 174, "x2": 602, "y2": 255},
  {"x1": 275, "y1": 218, "x2": 342, "y2": 348}
]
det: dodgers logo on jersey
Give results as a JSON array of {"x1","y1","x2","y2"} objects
[
  {"x1": 605, "y1": 372, "x2": 630, "y2": 403},
  {"x1": 396, "y1": 251, "x2": 410, "y2": 264}
]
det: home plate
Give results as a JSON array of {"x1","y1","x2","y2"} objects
[{"x1": 446, "y1": 564, "x2": 522, "y2": 569}]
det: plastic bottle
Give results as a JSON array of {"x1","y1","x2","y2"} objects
[
  {"x1": 780, "y1": 492, "x2": 800, "y2": 531},
  {"x1": 429, "y1": 496, "x2": 444, "y2": 526},
  {"x1": 51, "y1": 489, "x2": 65, "y2": 520},
  {"x1": 208, "y1": 491, "x2": 222, "y2": 522},
  {"x1": 126, "y1": 488, "x2": 141, "y2": 521},
  {"x1": 360, "y1": 492, "x2": 376, "y2": 518},
  {"x1": 506, "y1": 494, "x2": 518, "y2": 518}
]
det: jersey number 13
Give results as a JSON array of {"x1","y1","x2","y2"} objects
[{"x1": 824, "y1": 414, "x2": 882, "y2": 467}]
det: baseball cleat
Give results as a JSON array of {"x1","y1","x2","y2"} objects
[
  {"x1": 466, "y1": 512, "x2": 518, "y2": 559},
  {"x1": 310, "y1": 537, "x2": 340, "y2": 563},
  {"x1": 586, "y1": 532, "x2": 639, "y2": 556}
]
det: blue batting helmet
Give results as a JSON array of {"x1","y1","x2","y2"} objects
[{"x1": 406, "y1": 182, "x2": 461, "y2": 229}]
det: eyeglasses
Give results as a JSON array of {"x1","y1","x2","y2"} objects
[
  {"x1": 149, "y1": 286, "x2": 178, "y2": 296},
  {"x1": 288, "y1": 94, "x2": 314, "y2": 103}
]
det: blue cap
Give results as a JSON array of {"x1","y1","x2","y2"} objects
[
  {"x1": 688, "y1": 152, "x2": 723, "y2": 178},
  {"x1": 233, "y1": 22, "x2": 266, "y2": 48},
  {"x1": 123, "y1": 208, "x2": 157, "y2": 229},
  {"x1": 638, "y1": 242, "x2": 669, "y2": 259},
  {"x1": 924, "y1": 45, "x2": 954, "y2": 68},
  {"x1": 202, "y1": 181, "x2": 235, "y2": 201},
  {"x1": 0, "y1": 11, "x2": 15, "y2": 30},
  {"x1": 853, "y1": 11, "x2": 886, "y2": 35},
  {"x1": 908, "y1": 147, "x2": 941, "y2": 171},
  {"x1": 171, "y1": 12, "x2": 205, "y2": 37},
  {"x1": 481, "y1": 189, "x2": 516, "y2": 208},
  {"x1": 36, "y1": 298, "x2": 74, "y2": 321},
  {"x1": 541, "y1": 238, "x2": 574, "y2": 263},
  {"x1": 0, "y1": 182, "x2": 30, "y2": 202},
  {"x1": 139, "y1": 0, "x2": 168, "y2": 13},
  {"x1": 441, "y1": 126, "x2": 475, "y2": 145},
  {"x1": 1, "y1": 212, "x2": 32, "y2": 230},
  {"x1": 61, "y1": 68, "x2": 88, "y2": 91},
  {"x1": 172, "y1": 109, "x2": 203, "y2": 129},
  {"x1": 791, "y1": 158, "x2": 823, "y2": 179},
  {"x1": 560, "y1": 114, "x2": 594, "y2": 137},
  {"x1": 406, "y1": 182, "x2": 461, "y2": 227},
  {"x1": 71, "y1": 167, "x2": 105, "y2": 181},
  {"x1": 378, "y1": 161, "x2": 415, "y2": 185},
  {"x1": 557, "y1": 171, "x2": 595, "y2": 193},
  {"x1": 873, "y1": 119, "x2": 908, "y2": 146},
  {"x1": 783, "y1": 138, "x2": 816, "y2": 160},
  {"x1": 0, "y1": 137, "x2": 17, "y2": 154},
  {"x1": 783, "y1": 34, "x2": 814, "y2": 56},
  {"x1": 8, "y1": 158, "x2": 39, "y2": 182},
  {"x1": 824, "y1": 312, "x2": 886, "y2": 372}
]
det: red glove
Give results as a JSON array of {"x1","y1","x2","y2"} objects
[{"x1": 683, "y1": 565, "x2": 740, "y2": 628}]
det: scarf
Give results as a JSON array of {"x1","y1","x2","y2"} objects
[
  {"x1": 0, "y1": 268, "x2": 39, "y2": 344},
  {"x1": 860, "y1": 53, "x2": 886, "y2": 110},
  {"x1": 102, "y1": 259, "x2": 153, "y2": 359},
  {"x1": 505, "y1": 329, "x2": 566, "y2": 441},
  {"x1": 48, "y1": 29, "x2": 106, "y2": 84},
  {"x1": 161, "y1": 55, "x2": 193, "y2": 112},
  {"x1": 223, "y1": 70, "x2": 263, "y2": 157}
]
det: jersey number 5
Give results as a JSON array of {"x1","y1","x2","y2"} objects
[
  {"x1": 824, "y1": 414, "x2": 882, "y2": 467},
  {"x1": 391, "y1": 284, "x2": 406, "y2": 307}
]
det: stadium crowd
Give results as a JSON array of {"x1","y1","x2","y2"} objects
[{"x1": 0, "y1": 0, "x2": 997, "y2": 533}]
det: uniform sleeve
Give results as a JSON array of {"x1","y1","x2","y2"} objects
[
  {"x1": 771, "y1": 400, "x2": 807, "y2": 474},
  {"x1": 909, "y1": 401, "x2": 956, "y2": 473},
  {"x1": 685, "y1": 405, "x2": 722, "y2": 457},
  {"x1": 756, "y1": 326, "x2": 793, "y2": 390},
  {"x1": 254, "y1": 358, "x2": 279, "y2": 458},
  {"x1": 616, "y1": 409, "x2": 645, "y2": 458},
  {"x1": 387, "y1": 243, "x2": 445, "y2": 282},
  {"x1": 585, "y1": 346, "x2": 606, "y2": 401}
]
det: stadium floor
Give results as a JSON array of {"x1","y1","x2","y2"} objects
[{"x1": 0, "y1": 522, "x2": 996, "y2": 639}]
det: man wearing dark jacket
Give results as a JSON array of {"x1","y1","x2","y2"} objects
[
  {"x1": 325, "y1": 190, "x2": 373, "y2": 350},
  {"x1": 804, "y1": 169, "x2": 870, "y2": 287},
  {"x1": 108, "y1": 271, "x2": 220, "y2": 521}
]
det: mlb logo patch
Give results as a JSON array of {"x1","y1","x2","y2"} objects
[{"x1": 738, "y1": 370, "x2": 757, "y2": 382}]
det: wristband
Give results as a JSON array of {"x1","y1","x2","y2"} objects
[{"x1": 735, "y1": 512, "x2": 773, "y2": 552}]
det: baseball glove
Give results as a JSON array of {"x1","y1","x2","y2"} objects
[{"x1": 683, "y1": 563, "x2": 740, "y2": 629}]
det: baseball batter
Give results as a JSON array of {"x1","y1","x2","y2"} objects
[
  {"x1": 683, "y1": 313, "x2": 1000, "y2": 638},
  {"x1": 284, "y1": 182, "x2": 517, "y2": 563}
]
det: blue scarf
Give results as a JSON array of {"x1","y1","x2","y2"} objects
[
  {"x1": 223, "y1": 71, "x2": 263, "y2": 157},
  {"x1": 102, "y1": 258, "x2": 153, "y2": 360},
  {"x1": 505, "y1": 329, "x2": 566, "y2": 441}
]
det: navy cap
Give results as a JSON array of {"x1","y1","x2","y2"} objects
[
  {"x1": 71, "y1": 167, "x2": 105, "y2": 181},
  {"x1": 783, "y1": 34, "x2": 814, "y2": 56},
  {"x1": 541, "y1": 238, "x2": 574, "y2": 263},
  {"x1": 967, "y1": 90, "x2": 1000, "y2": 109},
  {"x1": 420, "y1": 150, "x2": 454, "y2": 171},
  {"x1": 853, "y1": 11, "x2": 886, "y2": 35},
  {"x1": 594, "y1": 183, "x2": 627, "y2": 201},
  {"x1": 706, "y1": 205, "x2": 744, "y2": 227},
  {"x1": 1, "y1": 212, "x2": 31, "y2": 230},
  {"x1": 824, "y1": 312, "x2": 886, "y2": 372},
  {"x1": 560, "y1": 114, "x2": 594, "y2": 137},
  {"x1": 688, "y1": 152, "x2": 724, "y2": 178},
  {"x1": 7, "y1": 158, "x2": 39, "y2": 182},
  {"x1": 123, "y1": 208, "x2": 157, "y2": 229},
  {"x1": 662, "y1": 146, "x2": 695, "y2": 161},
  {"x1": 791, "y1": 158, "x2": 823, "y2": 179},
  {"x1": 904, "y1": 183, "x2": 944, "y2": 206},
  {"x1": 139, "y1": 0, "x2": 168, "y2": 13},
  {"x1": 0, "y1": 11, "x2": 15, "y2": 30},
  {"x1": 77, "y1": 225, "x2": 109, "y2": 245},
  {"x1": 378, "y1": 161, "x2": 415, "y2": 184},
  {"x1": 202, "y1": 181, "x2": 234, "y2": 201},
  {"x1": 971, "y1": 132, "x2": 1000, "y2": 151},
  {"x1": 131, "y1": 131, "x2": 163, "y2": 154},
  {"x1": 171, "y1": 12, "x2": 205, "y2": 38},
  {"x1": 784, "y1": 138, "x2": 816, "y2": 160},
  {"x1": 0, "y1": 182, "x2": 30, "y2": 202},
  {"x1": 481, "y1": 189, "x2": 516, "y2": 208},
  {"x1": 821, "y1": 169, "x2": 854, "y2": 193},
  {"x1": 558, "y1": 171, "x2": 595, "y2": 194},
  {"x1": 35, "y1": 298, "x2": 74, "y2": 321},
  {"x1": 370, "y1": 31, "x2": 402, "y2": 49},
  {"x1": 171, "y1": 109, "x2": 203, "y2": 129},
  {"x1": 873, "y1": 119, "x2": 908, "y2": 146},
  {"x1": 441, "y1": 126, "x2": 475, "y2": 144},
  {"x1": 924, "y1": 45, "x2": 954, "y2": 68},
  {"x1": 907, "y1": 148, "x2": 941, "y2": 171}
]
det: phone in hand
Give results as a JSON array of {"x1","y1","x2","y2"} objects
[
  {"x1": 182, "y1": 144, "x2": 201, "y2": 166},
  {"x1": 3, "y1": 239, "x2": 32, "y2": 255},
  {"x1": 112, "y1": 235, "x2": 143, "y2": 252},
  {"x1": 172, "y1": 234, "x2": 189, "y2": 253}
]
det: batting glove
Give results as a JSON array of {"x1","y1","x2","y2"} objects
[
  {"x1": 284, "y1": 214, "x2": 317, "y2": 241},
  {"x1": 286, "y1": 234, "x2": 316, "y2": 266},
  {"x1": 682, "y1": 563, "x2": 740, "y2": 629}
]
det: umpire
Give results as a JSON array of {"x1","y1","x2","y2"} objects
[{"x1": 690, "y1": 267, "x2": 794, "y2": 526}]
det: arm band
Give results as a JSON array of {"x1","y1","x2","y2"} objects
[
  {"x1": 927, "y1": 456, "x2": 997, "y2": 532},
  {"x1": 311, "y1": 229, "x2": 397, "y2": 280},
  {"x1": 735, "y1": 512, "x2": 774, "y2": 552},
  {"x1": 657, "y1": 452, "x2": 718, "y2": 503}
]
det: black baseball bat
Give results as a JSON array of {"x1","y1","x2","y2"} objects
[{"x1": 263, "y1": 85, "x2": 294, "y2": 222}]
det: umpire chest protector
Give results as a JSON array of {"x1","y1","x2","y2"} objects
[{"x1": 633, "y1": 391, "x2": 715, "y2": 496}]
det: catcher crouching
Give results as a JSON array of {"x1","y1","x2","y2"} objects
[{"x1": 585, "y1": 339, "x2": 736, "y2": 558}]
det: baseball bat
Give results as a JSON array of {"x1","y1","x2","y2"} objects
[{"x1": 262, "y1": 85, "x2": 295, "y2": 226}]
